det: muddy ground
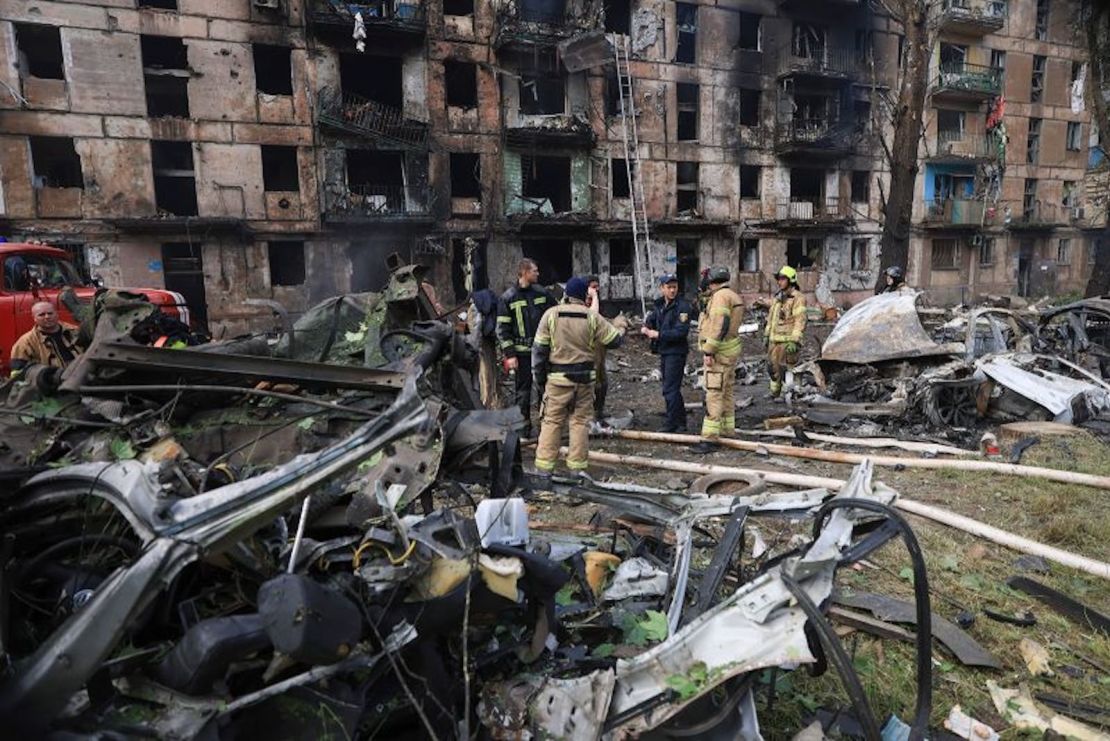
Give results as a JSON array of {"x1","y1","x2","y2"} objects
[{"x1": 525, "y1": 328, "x2": 1110, "y2": 736}]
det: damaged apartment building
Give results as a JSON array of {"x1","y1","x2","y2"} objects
[{"x1": 0, "y1": 0, "x2": 1099, "y2": 335}]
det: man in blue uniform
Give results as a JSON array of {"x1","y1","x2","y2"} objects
[{"x1": 641, "y1": 274, "x2": 693, "y2": 432}]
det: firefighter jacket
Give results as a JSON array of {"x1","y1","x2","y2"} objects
[
  {"x1": 496, "y1": 283, "x2": 554, "y2": 356},
  {"x1": 533, "y1": 299, "x2": 623, "y2": 386},
  {"x1": 644, "y1": 296, "x2": 694, "y2": 356},
  {"x1": 10, "y1": 323, "x2": 83, "y2": 375},
  {"x1": 765, "y1": 287, "x2": 807, "y2": 344},
  {"x1": 698, "y1": 285, "x2": 744, "y2": 356}
]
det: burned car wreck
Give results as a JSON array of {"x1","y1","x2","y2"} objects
[{"x1": 789, "y1": 291, "x2": 1110, "y2": 430}]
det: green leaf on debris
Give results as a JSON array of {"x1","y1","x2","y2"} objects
[
  {"x1": 357, "y1": 451, "x2": 384, "y2": 473},
  {"x1": 938, "y1": 661, "x2": 956, "y2": 673},
  {"x1": 958, "y1": 574, "x2": 983, "y2": 592},
  {"x1": 898, "y1": 567, "x2": 915, "y2": 585},
  {"x1": 20, "y1": 397, "x2": 64, "y2": 424},
  {"x1": 665, "y1": 661, "x2": 710, "y2": 701},
  {"x1": 622, "y1": 610, "x2": 669, "y2": 647},
  {"x1": 592, "y1": 643, "x2": 615, "y2": 658},
  {"x1": 296, "y1": 416, "x2": 317, "y2": 431},
  {"x1": 555, "y1": 583, "x2": 576, "y2": 607},
  {"x1": 939, "y1": 555, "x2": 961, "y2": 572},
  {"x1": 110, "y1": 438, "x2": 136, "y2": 461},
  {"x1": 795, "y1": 693, "x2": 819, "y2": 712}
]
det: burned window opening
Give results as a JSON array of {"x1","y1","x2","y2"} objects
[
  {"x1": 851, "y1": 171, "x2": 870, "y2": 203},
  {"x1": 1067, "y1": 121, "x2": 1082, "y2": 151},
  {"x1": 979, "y1": 237, "x2": 995, "y2": 265},
  {"x1": 14, "y1": 24, "x2": 64, "y2": 80},
  {"x1": 675, "y1": 3, "x2": 697, "y2": 64},
  {"x1": 740, "y1": 238, "x2": 759, "y2": 271},
  {"x1": 605, "y1": 68, "x2": 622, "y2": 116},
  {"x1": 1031, "y1": 55, "x2": 1046, "y2": 103},
  {"x1": 518, "y1": 73, "x2": 565, "y2": 115},
  {"x1": 268, "y1": 241, "x2": 306, "y2": 286},
  {"x1": 1023, "y1": 180, "x2": 1038, "y2": 219},
  {"x1": 445, "y1": 61, "x2": 478, "y2": 109},
  {"x1": 29, "y1": 137, "x2": 83, "y2": 189},
  {"x1": 253, "y1": 44, "x2": 293, "y2": 96},
  {"x1": 851, "y1": 238, "x2": 869, "y2": 270},
  {"x1": 611, "y1": 158, "x2": 630, "y2": 198},
  {"x1": 854, "y1": 29, "x2": 873, "y2": 64},
  {"x1": 737, "y1": 12, "x2": 760, "y2": 51},
  {"x1": 261, "y1": 145, "x2": 300, "y2": 192},
  {"x1": 931, "y1": 238, "x2": 959, "y2": 269},
  {"x1": 347, "y1": 149, "x2": 405, "y2": 189},
  {"x1": 1062, "y1": 180, "x2": 1078, "y2": 209},
  {"x1": 786, "y1": 237, "x2": 822, "y2": 270},
  {"x1": 151, "y1": 140, "x2": 198, "y2": 216},
  {"x1": 519, "y1": 0, "x2": 567, "y2": 24},
  {"x1": 604, "y1": 0, "x2": 631, "y2": 34},
  {"x1": 676, "y1": 238, "x2": 700, "y2": 296},
  {"x1": 141, "y1": 35, "x2": 189, "y2": 70},
  {"x1": 990, "y1": 49, "x2": 1006, "y2": 76},
  {"x1": 1027, "y1": 118, "x2": 1041, "y2": 164},
  {"x1": 738, "y1": 88, "x2": 760, "y2": 127},
  {"x1": 340, "y1": 54, "x2": 402, "y2": 107},
  {"x1": 609, "y1": 238, "x2": 634, "y2": 274},
  {"x1": 676, "y1": 161, "x2": 698, "y2": 213},
  {"x1": 1057, "y1": 237, "x2": 1071, "y2": 264},
  {"x1": 937, "y1": 109, "x2": 965, "y2": 139},
  {"x1": 939, "y1": 42, "x2": 966, "y2": 68},
  {"x1": 676, "y1": 83, "x2": 698, "y2": 141},
  {"x1": 522, "y1": 239, "x2": 572, "y2": 281},
  {"x1": 1035, "y1": 0, "x2": 1050, "y2": 40},
  {"x1": 521, "y1": 155, "x2": 571, "y2": 212},
  {"x1": 443, "y1": 0, "x2": 474, "y2": 15},
  {"x1": 144, "y1": 76, "x2": 189, "y2": 118},
  {"x1": 450, "y1": 153, "x2": 481, "y2": 199},
  {"x1": 161, "y1": 242, "x2": 208, "y2": 330},
  {"x1": 142, "y1": 36, "x2": 190, "y2": 118},
  {"x1": 790, "y1": 168, "x2": 824, "y2": 200},
  {"x1": 139, "y1": 0, "x2": 178, "y2": 8},
  {"x1": 739, "y1": 165, "x2": 760, "y2": 199},
  {"x1": 792, "y1": 23, "x2": 826, "y2": 60}
]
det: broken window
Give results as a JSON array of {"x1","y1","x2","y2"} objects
[
  {"x1": 253, "y1": 44, "x2": 292, "y2": 96},
  {"x1": 450, "y1": 152, "x2": 481, "y2": 199},
  {"x1": 443, "y1": 0, "x2": 473, "y2": 15},
  {"x1": 1057, "y1": 237, "x2": 1071, "y2": 264},
  {"x1": 161, "y1": 242, "x2": 207, "y2": 330},
  {"x1": 340, "y1": 54, "x2": 402, "y2": 106},
  {"x1": 142, "y1": 35, "x2": 190, "y2": 118},
  {"x1": 937, "y1": 109, "x2": 965, "y2": 141},
  {"x1": 792, "y1": 23, "x2": 826, "y2": 60},
  {"x1": 851, "y1": 238, "x2": 869, "y2": 270},
  {"x1": 790, "y1": 167, "x2": 823, "y2": 201},
  {"x1": 445, "y1": 60, "x2": 478, "y2": 109},
  {"x1": 737, "y1": 12, "x2": 760, "y2": 51},
  {"x1": 14, "y1": 24, "x2": 64, "y2": 80},
  {"x1": 738, "y1": 88, "x2": 760, "y2": 126},
  {"x1": 1062, "y1": 180, "x2": 1077, "y2": 208},
  {"x1": 1023, "y1": 178, "x2": 1038, "y2": 218},
  {"x1": 739, "y1": 165, "x2": 760, "y2": 198},
  {"x1": 676, "y1": 83, "x2": 698, "y2": 141},
  {"x1": 138, "y1": 0, "x2": 178, "y2": 8},
  {"x1": 979, "y1": 237, "x2": 994, "y2": 265},
  {"x1": 676, "y1": 161, "x2": 698, "y2": 212},
  {"x1": 1027, "y1": 117, "x2": 1041, "y2": 164},
  {"x1": 740, "y1": 239, "x2": 759, "y2": 271},
  {"x1": 268, "y1": 241, "x2": 306, "y2": 286},
  {"x1": 347, "y1": 150, "x2": 404, "y2": 189},
  {"x1": 1031, "y1": 55, "x2": 1045, "y2": 103},
  {"x1": 611, "y1": 158, "x2": 630, "y2": 198},
  {"x1": 939, "y1": 42, "x2": 967, "y2": 70},
  {"x1": 675, "y1": 3, "x2": 697, "y2": 64},
  {"x1": 519, "y1": 71, "x2": 565, "y2": 115},
  {"x1": 609, "y1": 238, "x2": 634, "y2": 274},
  {"x1": 851, "y1": 171, "x2": 870, "y2": 203},
  {"x1": 1067, "y1": 121, "x2": 1082, "y2": 151},
  {"x1": 931, "y1": 238, "x2": 959, "y2": 269},
  {"x1": 522, "y1": 155, "x2": 571, "y2": 212},
  {"x1": 522, "y1": 239, "x2": 572, "y2": 281},
  {"x1": 604, "y1": 0, "x2": 631, "y2": 34},
  {"x1": 152, "y1": 141, "x2": 197, "y2": 216},
  {"x1": 605, "y1": 68, "x2": 623, "y2": 116},
  {"x1": 29, "y1": 136, "x2": 83, "y2": 188},
  {"x1": 853, "y1": 100, "x2": 871, "y2": 133},
  {"x1": 261, "y1": 145, "x2": 299, "y2": 192},
  {"x1": 786, "y1": 237, "x2": 822, "y2": 270},
  {"x1": 1035, "y1": 0, "x2": 1049, "y2": 40},
  {"x1": 854, "y1": 29, "x2": 873, "y2": 64},
  {"x1": 990, "y1": 49, "x2": 1006, "y2": 78}
]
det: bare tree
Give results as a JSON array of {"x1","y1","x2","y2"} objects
[{"x1": 1083, "y1": 0, "x2": 1110, "y2": 297}]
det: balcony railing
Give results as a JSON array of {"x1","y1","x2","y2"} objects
[
  {"x1": 775, "y1": 118, "x2": 861, "y2": 154},
  {"x1": 922, "y1": 197, "x2": 992, "y2": 226},
  {"x1": 317, "y1": 88, "x2": 428, "y2": 149},
  {"x1": 779, "y1": 46, "x2": 863, "y2": 78},
  {"x1": 310, "y1": 0, "x2": 426, "y2": 33},
  {"x1": 932, "y1": 62, "x2": 1003, "y2": 98},
  {"x1": 939, "y1": 0, "x2": 1006, "y2": 34},
  {"x1": 1006, "y1": 201, "x2": 1065, "y2": 229},
  {"x1": 931, "y1": 130, "x2": 999, "y2": 160},
  {"x1": 776, "y1": 196, "x2": 850, "y2": 222},
  {"x1": 325, "y1": 184, "x2": 432, "y2": 220}
]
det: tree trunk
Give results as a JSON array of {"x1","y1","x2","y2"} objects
[
  {"x1": 1086, "y1": 6, "x2": 1110, "y2": 297},
  {"x1": 877, "y1": 3, "x2": 931, "y2": 291}
]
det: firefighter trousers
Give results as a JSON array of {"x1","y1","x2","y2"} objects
[
  {"x1": 534, "y1": 380, "x2": 595, "y2": 472},
  {"x1": 768, "y1": 342, "x2": 798, "y2": 396},
  {"x1": 701, "y1": 353, "x2": 738, "y2": 440}
]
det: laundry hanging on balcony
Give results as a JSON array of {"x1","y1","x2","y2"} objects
[{"x1": 353, "y1": 11, "x2": 366, "y2": 52}]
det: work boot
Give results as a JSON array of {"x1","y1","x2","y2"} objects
[{"x1": 690, "y1": 440, "x2": 720, "y2": 455}]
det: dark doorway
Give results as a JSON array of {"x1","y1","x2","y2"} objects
[
  {"x1": 676, "y1": 238, "x2": 700, "y2": 298},
  {"x1": 161, "y1": 242, "x2": 208, "y2": 331},
  {"x1": 1018, "y1": 239, "x2": 1033, "y2": 297},
  {"x1": 522, "y1": 239, "x2": 573, "y2": 285},
  {"x1": 340, "y1": 54, "x2": 402, "y2": 106}
]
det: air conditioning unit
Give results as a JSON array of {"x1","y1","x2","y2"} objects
[{"x1": 254, "y1": 0, "x2": 281, "y2": 10}]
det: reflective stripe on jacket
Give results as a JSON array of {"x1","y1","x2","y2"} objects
[
  {"x1": 766, "y1": 288, "x2": 807, "y2": 343},
  {"x1": 534, "y1": 300, "x2": 622, "y2": 385},
  {"x1": 496, "y1": 283, "x2": 554, "y2": 354},
  {"x1": 698, "y1": 285, "x2": 744, "y2": 356}
]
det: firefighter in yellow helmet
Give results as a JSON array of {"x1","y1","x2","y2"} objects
[
  {"x1": 764, "y1": 265, "x2": 807, "y2": 399},
  {"x1": 692, "y1": 266, "x2": 744, "y2": 454}
]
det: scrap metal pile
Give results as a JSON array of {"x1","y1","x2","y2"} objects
[
  {"x1": 788, "y1": 292, "x2": 1110, "y2": 434},
  {"x1": 0, "y1": 263, "x2": 948, "y2": 739}
]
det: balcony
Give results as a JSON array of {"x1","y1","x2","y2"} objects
[
  {"x1": 317, "y1": 89, "x2": 429, "y2": 149},
  {"x1": 921, "y1": 197, "x2": 994, "y2": 228},
  {"x1": 927, "y1": 130, "x2": 1000, "y2": 163},
  {"x1": 931, "y1": 62, "x2": 1003, "y2": 101},
  {"x1": 774, "y1": 119, "x2": 860, "y2": 158},
  {"x1": 939, "y1": 0, "x2": 1006, "y2": 35},
  {"x1": 778, "y1": 46, "x2": 862, "y2": 81},
  {"x1": 494, "y1": 2, "x2": 593, "y2": 51},
  {"x1": 310, "y1": 0, "x2": 426, "y2": 40},
  {"x1": 774, "y1": 196, "x2": 852, "y2": 226},
  {"x1": 324, "y1": 184, "x2": 433, "y2": 223},
  {"x1": 505, "y1": 114, "x2": 596, "y2": 149},
  {"x1": 1006, "y1": 201, "x2": 1065, "y2": 230}
]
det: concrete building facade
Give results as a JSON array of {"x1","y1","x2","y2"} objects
[{"x1": 0, "y1": 0, "x2": 1097, "y2": 336}]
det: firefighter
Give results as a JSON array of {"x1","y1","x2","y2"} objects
[
  {"x1": 764, "y1": 265, "x2": 807, "y2": 399},
  {"x1": 642, "y1": 273, "x2": 693, "y2": 432},
  {"x1": 692, "y1": 267, "x2": 744, "y2": 454},
  {"x1": 10, "y1": 301, "x2": 84, "y2": 381},
  {"x1": 532, "y1": 276, "x2": 623, "y2": 475},
  {"x1": 878, "y1": 265, "x2": 909, "y2": 294},
  {"x1": 496, "y1": 258, "x2": 555, "y2": 437}
]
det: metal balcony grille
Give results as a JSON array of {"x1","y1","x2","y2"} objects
[{"x1": 317, "y1": 89, "x2": 429, "y2": 149}]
